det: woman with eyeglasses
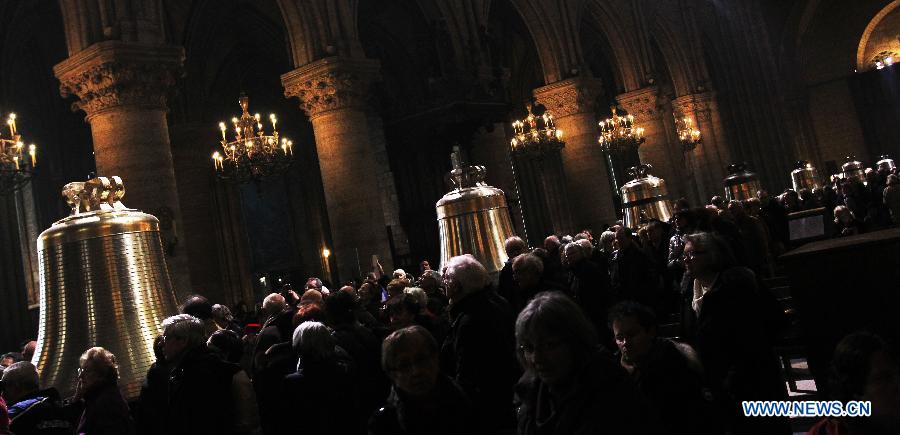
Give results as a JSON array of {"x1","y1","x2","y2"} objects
[
  {"x1": 681, "y1": 232, "x2": 790, "y2": 435},
  {"x1": 72, "y1": 347, "x2": 135, "y2": 434},
  {"x1": 513, "y1": 292, "x2": 663, "y2": 435}
]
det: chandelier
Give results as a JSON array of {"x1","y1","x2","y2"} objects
[
  {"x1": 597, "y1": 106, "x2": 644, "y2": 153},
  {"x1": 212, "y1": 94, "x2": 293, "y2": 183},
  {"x1": 510, "y1": 104, "x2": 564, "y2": 157},
  {"x1": 1, "y1": 112, "x2": 38, "y2": 195},
  {"x1": 674, "y1": 112, "x2": 701, "y2": 151}
]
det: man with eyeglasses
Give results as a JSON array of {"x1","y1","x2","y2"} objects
[
  {"x1": 1, "y1": 361, "x2": 74, "y2": 434},
  {"x1": 370, "y1": 326, "x2": 473, "y2": 435}
]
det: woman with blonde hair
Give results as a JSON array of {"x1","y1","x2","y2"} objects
[{"x1": 74, "y1": 346, "x2": 135, "y2": 434}]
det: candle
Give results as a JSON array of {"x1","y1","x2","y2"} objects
[
  {"x1": 13, "y1": 155, "x2": 19, "y2": 170},
  {"x1": 219, "y1": 122, "x2": 227, "y2": 141},
  {"x1": 29, "y1": 144, "x2": 36, "y2": 166},
  {"x1": 270, "y1": 114, "x2": 277, "y2": 131}
]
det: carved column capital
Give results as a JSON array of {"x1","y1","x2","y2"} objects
[
  {"x1": 672, "y1": 91, "x2": 716, "y2": 122},
  {"x1": 616, "y1": 87, "x2": 661, "y2": 122},
  {"x1": 281, "y1": 57, "x2": 381, "y2": 120},
  {"x1": 533, "y1": 77, "x2": 603, "y2": 118},
  {"x1": 54, "y1": 41, "x2": 184, "y2": 120}
]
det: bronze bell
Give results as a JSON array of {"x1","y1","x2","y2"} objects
[
  {"x1": 723, "y1": 162, "x2": 761, "y2": 201},
  {"x1": 31, "y1": 176, "x2": 178, "y2": 399},
  {"x1": 436, "y1": 147, "x2": 516, "y2": 276},
  {"x1": 791, "y1": 160, "x2": 821, "y2": 192},
  {"x1": 620, "y1": 164, "x2": 673, "y2": 228}
]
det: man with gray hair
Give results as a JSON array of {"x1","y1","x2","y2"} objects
[
  {"x1": 441, "y1": 254, "x2": 517, "y2": 432},
  {"x1": 1, "y1": 361, "x2": 73, "y2": 434},
  {"x1": 160, "y1": 314, "x2": 242, "y2": 434}
]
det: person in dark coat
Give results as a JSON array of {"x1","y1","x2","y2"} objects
[
  {"x1": 756, "y1": 190, "x2": 789, "y2": 254},
  {"x1": 610, "y1": 226, "x2": 659, "y2": 307},
  {"x1": 441, "y1": 254, "x2": 518, "y2": 433},
  {"x1": 681, "y1": 232, "x2": 791, "y2": 435},
  {"x1": 1, "y1": 361, "x2": 74, "y2": 435},
  {"x1": 562, "y1": 242, "x2": 613, "y2": 348},
  {"x1": 541, "y1": 235, "x2": 568, "y2": 289},
  {"x1": 497, "y1": 236, "x2": 528, "y2": 312},
  {"x1": 326, "y1": 290, "x2": 390, "y2": 426},
  {"x1": 70, "y1": 347, "x2": 135, "y2": 435},
  {"x1": 161, "y1": 314, "x2": 243, "y2": 435},
  {"x1": 275, "y1": 321, "x2": 357, "y2": 435},
  {"x1": 370, "y1": 326, "x2": 474, "y2": 435},
  {"x1": 808, "y1": 331, "x2": 900, "y2": 435},
  {"x1": 610, "y1": 301, "x2": 714, "y2": 435},
  {"x1": 514, "y1": 292, "x2": 664, "y2": 435}
]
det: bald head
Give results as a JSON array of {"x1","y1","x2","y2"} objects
[
  {"x1": 544, "y1": 235, "x2": 561, "y2": 252},
  {"x1": 504, "y1": 236, "x2": 527, "y2": 258}
]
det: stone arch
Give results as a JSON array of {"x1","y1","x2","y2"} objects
[
  {"x1": 856, "y1": 0, "x2": 900, "y2": 71},
  {"x1": 582, "y1": 0, "x2": 642, "y2": 92},
  {"x1": 57, "y1": 0, "x2": 167, "y2": 55},
  {"x1": 508, "y1": 0, "x2": 587, "y2": 84},
  {"x1": 649, "y1": 17, "x2": 695, "y2": 97},
  {"x1": 275, "y1": 0, "x2": 363, "y2": 67}
]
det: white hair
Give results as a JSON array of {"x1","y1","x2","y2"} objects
[
  {"x1": 443, "y1": 254, "x2": 489, "y2": 292},
  {"x1": 162, "y1": 314, "x2": 206, "y2": 349},
  {"x1": 262, "y1": 293, "x2": 286, "y2": 315},
  {"x1": 404, "y1": 287, "x2": 428, "y2": 308},
  {"x1": 393, "y1": 269, "x2": 407, "y2": 279},
  {"x1": 292, "y1": 321, "x2": 335, "y2": 360}
]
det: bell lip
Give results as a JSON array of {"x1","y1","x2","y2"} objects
[{"x1": 38, "y1": 209, "x2": 161, "y2": 247}]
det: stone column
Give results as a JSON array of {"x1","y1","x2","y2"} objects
[
  {"x1": 54, "y1": 41, "x2": 192, "y2": 297},
  {"x1": 673, "y1": 92, "x2": 731, "y2": 203},
  {"x1": 534, "y1": 77, "x2": 618, "y2": 231},
  {"x1": 282, "y1": 57, "x2": 393, "y2": 282},
  {"x1": 617, "y1": 87, "x2": 682, "y2": 200}
]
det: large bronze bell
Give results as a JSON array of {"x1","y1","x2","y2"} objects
[
  {"x1": 621, "y1": 164, "x2": 673, "y2": 229},
  {"x1": 723, "y1": 162, "x2": 761, "y2": 201},
  {"x1": 31, "y1": 176, "x2": 178, "y2": 399},
  {"x1": 436, "y1": 147, "x2": 516, "y2": 276}
]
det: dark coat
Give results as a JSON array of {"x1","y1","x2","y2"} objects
[
  {"x1": 76, "y1": 382, "x2": 135, "y2": 435},
  {"x1": 617, "y1": 338, "x2": 713, "y2": 435},
  {"x1": 610, "y1": 243, "x2": 658, "y2": 306},
  {"x1": 275, "y1": 352, "x2": 357, "y2": 435},
  {"x1": 7, "y1": 388, "x2": 75, "y2": 435},
  {"x1": 165, "y1": 345, "x2": 242, "y2": 435},
  {"x1": 497, "y1": 260, "x2": 522, "y2": 312},
  {"x1": 440, "y1": 287, "x2": 517, "y2": 432},
  {"x1": 368, "y1": 376, "x2": 474, "y2": 435},
  {"x1": 515, "y1": 347, "x2": 664, "y2": 435},
  {"x1": 567, "y1": 259, "x2": 612, "y2": 346},
  {"x1": 682, "y1": 267, "x2": 791, "y2": 435}
]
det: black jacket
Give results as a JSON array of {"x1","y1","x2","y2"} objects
[
  {"x1": 76, "y1": 382, "x2": 135, "y2": 435},
  {"x1": 165, "y1": 345, "x2": 242, "y2": 435},
  {"x1": 515, "y1": 347, "x2": 664, "y2": 435},
  {"x1": 275, "y1": 351, "x2": 357, "y2": 435},
  {"x1": 368, "y1": 376, "x2": 474, "y2": 435},
  {"x1": 682, "y1": 267, "x2": 791, "y2": 434},
  {"x1": 7, "y1": 388, "x2": 75, "y2": 435},
  {"x1": 440, "y1": 287, "x2": 517, "y2": 432}
]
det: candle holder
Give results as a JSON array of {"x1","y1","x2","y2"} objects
[
  {"x1": 0, "y1": 112, "x2": 38, "y2": 195},
  {"x1": 211, "y1": 93, "x2": 294, "y2": 183}
]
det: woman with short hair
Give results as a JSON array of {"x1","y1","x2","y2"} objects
[
  {"x1": 74, "y1": 346, "x2": 135, "y2": 434},
  {"x1": 681, "y1": 232, "x2": 790, "y2": 434},
  {"x1": 514, "y1": 292, "x2": 662, "y2": 435}
]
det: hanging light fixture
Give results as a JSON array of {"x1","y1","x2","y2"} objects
[
  {"x1": 212, "y1": 93, "x2": 293, "y2": 183},
  {"x1": 597, "y1": 106, "x2": 645, "y2": 153},
  {"x1": 0, "y1": 112, "x2": 38, "y2": 195},
  {"x1": 510, "y1": 104, "x2": 564, "y2": 157},
  {"x1": 673, "y1": 111, "x2": 701, "y2": 152}
]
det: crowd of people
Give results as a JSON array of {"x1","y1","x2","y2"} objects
[{"x1": 2, "y1": 182, "x2": 900, "y2": 434}]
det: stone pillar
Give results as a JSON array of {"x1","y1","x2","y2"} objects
[
  {"x1": 282, "y1": 57, "x2": 393, "y2": 282},
  {"x1": 673, "y1": 92, "x2": 731, "y2": 203},
  {"x1": 617, "y1": 87, "x2": 682, "y2": 201},
  {"x1": 534, "y1": 77, "x2": 618, "y2": 231},
  {"x1": 54, "y1": 41, "x2": 192, "y2": 297},
  {"x1": 365, "y1": 112, "x2": 411, "y2": 263}
]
